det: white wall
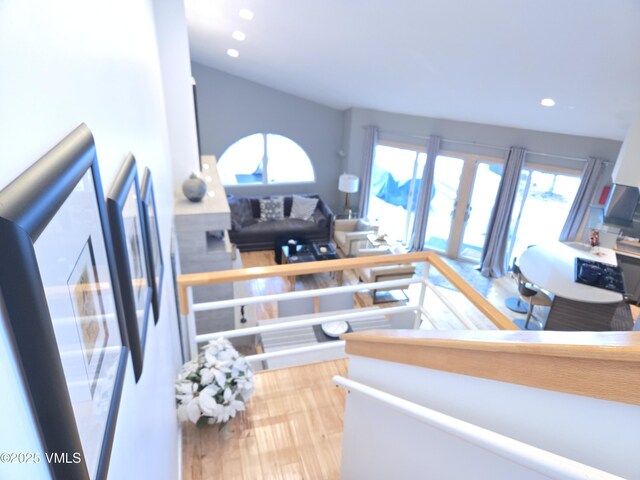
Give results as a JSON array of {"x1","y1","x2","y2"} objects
[
  {"x1": 0, "y1": 0, "x2": 194, "y2": 478},
  {"x1": 153, "y1": 0, "x2": 201, "y2": 195},
  {"x1": 344, "y1": 355, "x2": 640, "y2": 479},
  {"x1": 342, "y1": 390, "x2": 583, "y2": 480}
]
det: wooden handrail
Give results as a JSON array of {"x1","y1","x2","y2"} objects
[
  {"x1": 342, "y1": 329, "x2": 640, "y2": 406},
  {"x1": 427, "y1": 254, "x2": 516, "y2": 330},
  {"x1": 180, "y1": 251, "x2": 430, "y2": 286},
  {"x1": 176, "y1": 251, "x2": 516, "y2": 330}
]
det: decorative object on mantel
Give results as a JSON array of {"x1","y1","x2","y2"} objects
[
  {"x1": 176, "y1": 337, "x2": 254, "y2": 429},
  {"x1": 338, "y1": 173, "x2": 359, "y2": 219},
  {"x1": 182, "y1": 172, "x2": 207, "y2": 202}
]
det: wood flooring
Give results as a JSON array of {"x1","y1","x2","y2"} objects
[{"x1": 181, "y1": 359, "x2": 348, "y2": 480}]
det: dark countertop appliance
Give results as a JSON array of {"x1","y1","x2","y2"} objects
[{"x1": 575, "y1": 257, "x2": 626, "y2": 294}]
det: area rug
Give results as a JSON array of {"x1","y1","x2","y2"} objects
[{"x1": 421, "y1": 259, "x2": 494, "y2": 297}]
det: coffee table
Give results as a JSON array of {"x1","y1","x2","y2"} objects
[{"x1": 280, "y1": 242, "x2": 342, "y2": 287}]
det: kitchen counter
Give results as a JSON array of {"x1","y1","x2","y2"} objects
[
  {"x1": 519, "y1": 242, "x2": 622, "y2": 304},
  {"x1": 519, "y1": 242, "x2": 629, "y2": 331}
]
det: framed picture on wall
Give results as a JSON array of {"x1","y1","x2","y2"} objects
[
  {"x1": 140, "y1": 168, "x2": 164, "y2": 323},
  {"x1": 106, "y1": 153, "x2": 152, "y2": 382},
  {"x1": 0, "y1": 124, "x2": 128, "y2": 480}
]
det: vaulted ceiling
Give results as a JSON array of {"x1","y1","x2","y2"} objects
[{"x1": 186, "y1": 0, "x2": 640, "y2": 140}]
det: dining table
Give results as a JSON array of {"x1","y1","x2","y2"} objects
[{"x1": 518, "y1": 242, "x2": 626, "y2": 331}]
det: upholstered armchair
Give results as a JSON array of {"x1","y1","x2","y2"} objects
[
  {"x1": 333, "y1": 219, "x2": 378, "y2": 257},
  {"x1": 355, "y1": 247, "x2": 416, "y2": 304}
]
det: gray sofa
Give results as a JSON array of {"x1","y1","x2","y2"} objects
[{"x1": 227, "y1": 194, "x2": 334, "y2": 252}]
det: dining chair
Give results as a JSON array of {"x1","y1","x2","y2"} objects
[
  {"x1": 505, "y1": 260, "x2": 530, "y2": 314},
  {"x1": 511, "y1": 273, "x2": 552, "y2": 330}
]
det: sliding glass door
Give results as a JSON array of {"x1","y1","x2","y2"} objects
[
  {"x1": 506, "y1": 168, "x2": 581, "y2": 267},
  {"x1": 367, "y1": 144, "x2": 425, "y2": 244}
]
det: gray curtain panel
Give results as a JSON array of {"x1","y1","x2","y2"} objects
[
  {"x1": 409, "y1": 135, "x2": 441, "y2": 251},
  {"x1": 358, "y1": 126, "x2": 378, "y2": 218},
  {"x1": 558, "y1": 157, "x2": 607, "y2": 242},
  {"x1": 480, "y1": 146, "x2": 526, "y2": 278}
]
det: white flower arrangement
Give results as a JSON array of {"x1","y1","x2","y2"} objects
[{"x1": 175, "y1": 337, "x2": 254, "y2": 428}]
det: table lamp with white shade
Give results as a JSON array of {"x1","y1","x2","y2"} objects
[{"x1": 338, "y1": 173, "x2": 359, "y2": 218}]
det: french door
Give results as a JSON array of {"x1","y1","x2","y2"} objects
[{"x1": 423, "y1": 152, "x2": 503, "y2": 261}]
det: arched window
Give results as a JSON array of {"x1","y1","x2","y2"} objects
[{"x1": 217, "y1": 133, "x2": 315, "y2": 185}]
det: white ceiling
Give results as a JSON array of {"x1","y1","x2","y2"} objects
[{"x1": 185, "y1": 0, "x2": 640, "y2": 141}]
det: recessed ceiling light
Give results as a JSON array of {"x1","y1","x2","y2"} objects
[
  {"x1": 541, "y1": 98, "x2": 556, "y2": 107},
  {"x1": 232, "y1": 31, "x2": 246, "y2": 41},
  {"x1": 227, "y1": 48, "x2": 239, "y2": 58},
  {"x1": 239, "y1": 8, "x2": 254, "y2": 20}
]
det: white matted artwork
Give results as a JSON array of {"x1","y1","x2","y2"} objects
[
  {"x1": 123, "y1": 185, "x2": 147, "y2": 334},
  {"x1": 34, "y1": 169, "x2": 123, "y2": 479},
  {"x1": 106, "y1": 152, "x2": 151, "y2": 383},
  {"x1": 0, "y1": 124, "x2": 127, "y2": 480},
  {"x1": 140, "y1": 167, "x2": 164, "y2": 323}
]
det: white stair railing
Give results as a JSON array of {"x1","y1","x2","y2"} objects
[{"x1": 176, "y1": 252, "x2": 517, "y2": 365}]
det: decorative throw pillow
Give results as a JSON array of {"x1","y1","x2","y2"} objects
[
  {"x1": 289, "y1": 195, "x2": 318, "y2": 221},
  {"x1": 228, "y1": 197, "x2": 254, "y2": 230},
  {"x1": 259, "y1": 197, "x2": 284, "y2": 222}
]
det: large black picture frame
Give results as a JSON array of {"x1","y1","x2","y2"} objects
[
  {"x1": 140, "y1": 168, "x2": 164, "y2": 324},
  {"x1": 0, "y1": 124, "x2": 128, "y2": 480},
  {"x1": 106, "y1": 153, "x2": 152, "y2": 382}
]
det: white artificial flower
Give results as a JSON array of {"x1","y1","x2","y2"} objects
[
  {"x1": 175, "y1": 382, "x2": 203, "y2": 424},
  {"x1": 218, "y1": 405, "x2": 234, "y2": 423},
  {"x1": 211, "y1": 368, "x2": 227, "y2": 388},
  {"x1": 216, "y1": 348, "x2": 235, "y2": 362},
  {"x1": 199, "y1": 368, "x2": 213, "y2": 386},
  {"x1": 231, "y1": 357, "x2": 248, "y2": 377},
  {"x1": 184, "y1": 359, "x2": 199, "y2": 373},
  {"x1": 215, "y1": 361, "x2": 232, "y2": 374},
  {"x1": 176, "y1": 336, "x2": 254, "y2": 426},
  {"x1": 198, "y1": 385, "x2": 223, "y2": 418},
  {"x1": 175, "y1": 381, "x2": 196, "y2": 401},
  {"x1": 204, "y1": 348, "x2": 219, "y2": 367},
  {"x1": 236, "y1": 376, "x2": 254, "y2": 395},
  {"x1": 223, "y1": 387, "x2": 232, "y2": 403}
]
